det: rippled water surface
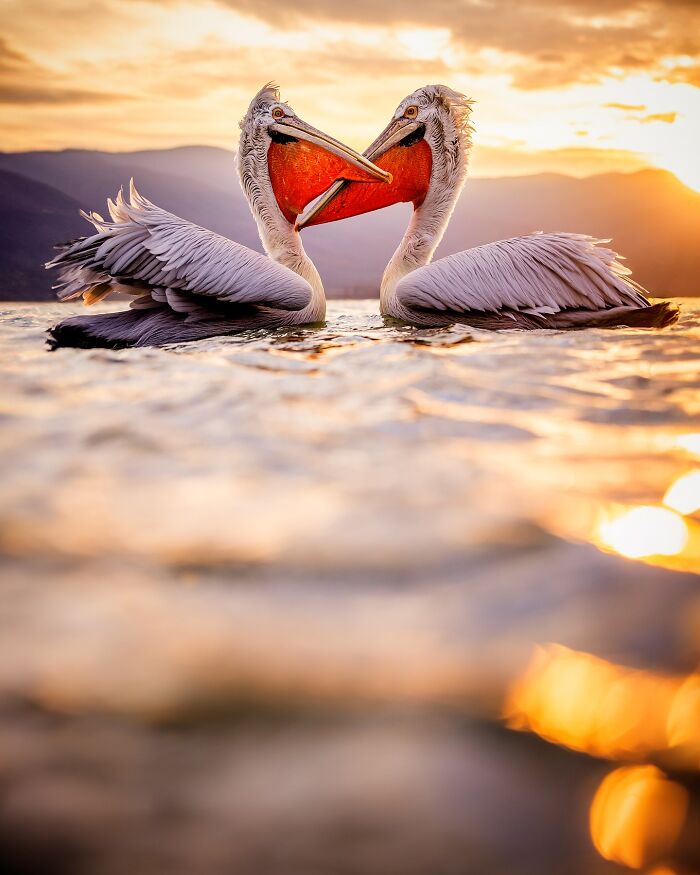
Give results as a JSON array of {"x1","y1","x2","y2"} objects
[{"x1": 1, "y1": 300, "x2": 699, "y2": 874}]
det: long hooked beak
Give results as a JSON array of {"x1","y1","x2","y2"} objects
[
  {"x1": 270, "y1": 119, "x2": 392, "y2": 184},
  {"x1": 295, "y1": 118, "x2": 421, "y2": 231}
]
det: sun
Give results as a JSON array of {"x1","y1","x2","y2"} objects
[
  {"x1": 664, "y1": 159, "x2": 700, "y2": 193},
  {"x1": 647, "y1": 98, "x2": 700, "y2": 193}
]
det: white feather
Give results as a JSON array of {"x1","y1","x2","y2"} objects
[
  {"x1": 47, "y1": 183, "x2": 312, "y2": 314},
  {"x1": 397, "y1": 233, "x2": 649, "y2": 316}
]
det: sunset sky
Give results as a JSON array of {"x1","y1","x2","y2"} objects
[{"x1": 2, "y1": 0, "x2": 699, "y2": 189}]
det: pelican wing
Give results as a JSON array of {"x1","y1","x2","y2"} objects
[
  {"x1": 47, "y1": 181, "x2": 312, "y2": 313},
  {"x1": 396, "y1": 233, "x2": 650, "y2": 317}
]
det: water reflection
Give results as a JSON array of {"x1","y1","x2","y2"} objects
[
  {"x1": 505, "y1": 645, "x2": 700, "y2": 769},
  {"x1": 668, "y1": 674, "x2": 700, "y2": 765},
  {"x1": 596, "y1": 505, "x2": 688, "y2": 560},
  {"x1": 504, "y1": 645, "x2": 681, "y2": 761},
  {"x1": 584, "y1": 457, "x2": 700, "y2": 571},
  {"x1": 505, "y1": 645, "x2": 700, "y2": 870},
  {"x1": 2, "y1": 302, "x2": 700, "y2": 873}
]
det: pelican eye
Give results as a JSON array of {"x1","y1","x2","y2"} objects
[
  {"x1": 271, "y1": 107, "x2": 285, "y2": 120},
  {"x1": 404, "y1": 105, "x2": 419, "y2": 119}
]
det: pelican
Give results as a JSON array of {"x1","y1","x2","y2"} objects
[
  {"x1": 46, "y1": 85, "x2": 390, "y2": 349},
  {"x1": 298, "y1": 85, "x2": 679, "y2": 330}
]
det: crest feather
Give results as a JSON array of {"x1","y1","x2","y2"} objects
[
  {"x1": 252, "y1": 81, "x2": 280, "y2": 105},
  {"x1": 240, "y1": 82, "x2": 282, "y2": 130}
]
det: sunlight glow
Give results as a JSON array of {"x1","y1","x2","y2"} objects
[
  {"x1": 657, "y1": 150, "x2": 700, "y2": 193},
  {"x1": 397, "y1": 28, "x2": 451, "y2": 61}
]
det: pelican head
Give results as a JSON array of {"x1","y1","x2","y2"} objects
[
  {"x1": 363, "y1": 84, "x2": 472, "y2": 172},
  {"x1": 237, "y1": 83, "x2": 390, "y2": 232},
  {"x1": 296, "y1": 84, "x2": 473, "y2": 230}
]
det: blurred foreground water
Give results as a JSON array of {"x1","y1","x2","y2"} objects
[{"x1": 1, "y1": 300, "x2": 699, "y2": 875}]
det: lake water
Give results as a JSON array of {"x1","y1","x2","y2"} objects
[{"x1": 1, "y1": 299, "x2": 699, "y2": 874}]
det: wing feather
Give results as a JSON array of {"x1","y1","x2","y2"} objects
[
  {"x1": 397, "y1": 233, "x2": 649, "y2": 316},
  {"x1": 47, "y1": 182, "x2": 311, "y2": 313}
]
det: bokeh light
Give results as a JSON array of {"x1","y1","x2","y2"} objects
[
  {"x1": 590, "y1": 766, "x2": 689, "y2": 869},
  {"x1": 504, "y1": 645, "x2": 680, "y2": 761},
  {"x1": 596, "y1": 505, "x2": 688, "y2": 560}
]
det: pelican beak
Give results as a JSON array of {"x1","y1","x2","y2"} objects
[
  {"x1": 267, "y1": 118, "x2": 393, "y2": 225},
  {"x1": 269, "y1": 119, "x2": 392, "y2": 184},
  {"x1": 295, "y1": 118, "x2": 429, "y2": 231},
  {"x1": 294, "y1": 179, "x2": 348, "y2": 232},
  {"x1": 361, "y1": 118, "x2": 423, "y2": 163}
]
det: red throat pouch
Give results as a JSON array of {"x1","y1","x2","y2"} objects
[
  {"x1": 303, "y1": 137, "x2": 432, "y2": 227},
  {"x1": 268, "y1": 139, "x2": 385, "y2": 224}
]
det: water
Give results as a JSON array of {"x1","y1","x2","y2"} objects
[{"x1": 1, "y1": 299, "x2": 699, "y2": 874}]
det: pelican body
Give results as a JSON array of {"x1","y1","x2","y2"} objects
[
  {"x1": 299, "y1": 85, "x2": 679, "y2": 331},
  {"x1": 46, "y1": 85, "x2": 389, "y2": 349}
]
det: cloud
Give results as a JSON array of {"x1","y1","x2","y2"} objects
[
  {"x1": 0, "y1": 37, "x2": 136, "y2": 106},
  {"x1": 0, "y1": 0, "x2": 696, "y2": 176},
  {"x1": 0, "y1": 37, "x2": 27, "y2": 73},
  {"x1": 604, "y1": 102, "x2": 678, "y2": 124},
  {"x1": 470, "y1": 142, "x2": 651, "y2": 178},
  {"x1": 214, "y1": 0, "x2": 700, "y2": 90},
  {"x1": 0, "y1": 84, "x2": 135, "y2": 105},
  {"x1": 639, "y1": 111, "x2": 677, "y2": 123},
  {"x1": 604, "y1": 103, "x2": 646, "y2": 111},
  {"x1": 120, "y1": 39, "x2": 452, "y2": 98},
  {"x1": 663, "y1": 61, "x2": 700, "y2": 87}
]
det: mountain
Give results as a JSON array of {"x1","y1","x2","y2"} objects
[
  {"x1": 0, "y1": 169, "x2": 84, "y2": 299},
  {"x1": 0, "y1": 147, "x2": 256, "y2": 245},
  {"x1": 441, "y1": 170, "x2": 700, "y2": 299},
  {"x1": 1, "y1": 146, "x2": 698, "y2": 300}
]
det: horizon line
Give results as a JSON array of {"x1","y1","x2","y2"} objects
[{"x1": 0, "y1": 143, "x2": 689, "y2": 187}]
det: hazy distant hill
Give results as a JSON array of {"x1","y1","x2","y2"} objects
[
  {"x1": 1, "y1": 146, "x2": 698, "y2": 300},
  {"x1": 0, "y1": 169, "x2": 84, "y2": 299}
]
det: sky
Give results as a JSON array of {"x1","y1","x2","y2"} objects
[{"x1": 1, "y1": 0, "x2": 699, "y2": 189}]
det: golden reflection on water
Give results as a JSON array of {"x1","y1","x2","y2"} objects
[
  {"x1": 667, "y1": 674, "x2": 700, "y2": 767},
  {"x1": 504, "y1": 645, "x2": 681, "y2": 761},
  {"x1": 587, "y1": 452, "x2": 700, "y2": 570},
  {"x1": 590, "y1": 766, "x2": 689, "y2": 870},
  {"x1": 596, "y1": 505, "x2": 689, "y2": 560},
  {"x1": 506, "y1": 645, "x2": 700, "y2": 870},
  {"x1": 2, "y1": 303, "x2": 699, "y2": 872},
  {"x1": 504, "y1": 645, "x2": 700, "y2": 770}
]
